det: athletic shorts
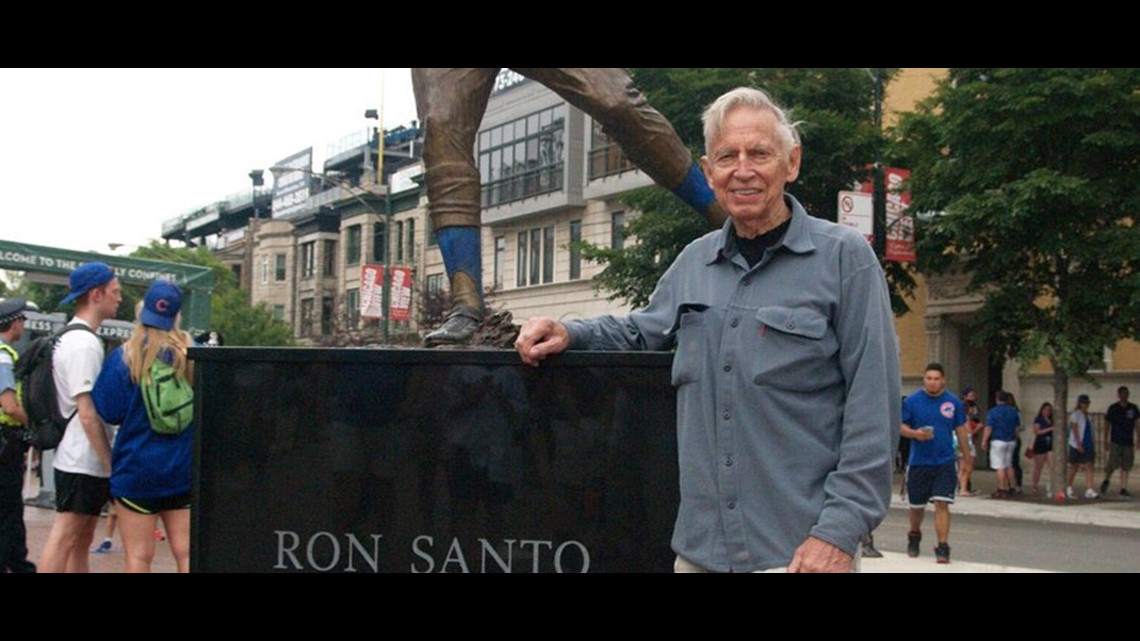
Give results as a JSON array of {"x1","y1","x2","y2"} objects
[
  {"x1": 54, "y1": 470, "x2": 110, "y2": 516},
  {"x1": 1069, "y1": 446, "x2": 1095, "y2": 465},
  {"x1": 989, "y1": 439, "x2": 1016, "y2": 470},
  {"x1": 114, "y1": 493, "x2": 192, "y2": 515},
  {"x1": 1107, "y1": 443, "x2": 1134, "y2": 473},
  {"x1": 907, "y1": 461, "x2": 957, "y2": 508}
]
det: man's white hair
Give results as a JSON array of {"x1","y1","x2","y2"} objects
[{"x1": 702, "y1": 87, "x2": 801, "y2": 159}]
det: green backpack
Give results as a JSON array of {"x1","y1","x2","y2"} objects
[{"x1": 142, "y1": 357, "x2": 194, "y2": 435}]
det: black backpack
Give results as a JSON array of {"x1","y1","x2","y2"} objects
[{"x1": 13, "y1": 324, "x2": 96, "y2": 451}]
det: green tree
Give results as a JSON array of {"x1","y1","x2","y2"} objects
[
  {"x1": 896, "y1": 68, "x2": 1140, "y2": 490},
  {"x1": 580, "y1": 68, "x2": 916, "y2": 311},
  {"x1": 132, "y1": 243, "x2": 294, "y2": 346}
]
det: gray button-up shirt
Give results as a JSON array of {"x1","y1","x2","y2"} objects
[{"x1": 565, "y1": 194, "x2": 901, "y2": 572}]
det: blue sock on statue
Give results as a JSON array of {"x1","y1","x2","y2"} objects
[
  {"x1": 436, "y1": 226, "x2": 484, "y2": 305},
  {"x1": 672, "y1": 163, "x2": 716, "y2": 215}
]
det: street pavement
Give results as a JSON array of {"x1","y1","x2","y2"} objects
[{"x1": 15, "y1": 468, "x2": 1139, "y2": 573}]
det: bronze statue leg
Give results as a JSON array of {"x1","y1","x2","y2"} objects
[
  {"x1": 412, "y1": 68, "x2": 500, "y2": 345},
  {"x1": 513, "y1": 68, "x2": 725, "y2": 226},
  {"x1": 412, "y1": 68, "x2": 499, "y2": 230}
]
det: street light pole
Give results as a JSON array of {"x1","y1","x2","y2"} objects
[{"x1": 871, "y1": 68, "x2": 886, "y2": 261}]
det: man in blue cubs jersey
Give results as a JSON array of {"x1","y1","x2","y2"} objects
[{"x1": 901, "y1": 363, "x2": 971, "y2": 564}]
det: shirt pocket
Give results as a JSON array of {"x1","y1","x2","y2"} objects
[
  {"x1": 751, "y1": 306, "x2": 840, "y2": 392},
  {"x1": 670, "y1": 306, "x2": 709, "y2": 387}
]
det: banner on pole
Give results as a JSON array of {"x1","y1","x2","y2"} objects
[
  {"x1": 361, "y1": 264, "x2": 385, "y2": 319},
  {"x1": 389, "y1": 266, "x2": 413, "y2": 322}
]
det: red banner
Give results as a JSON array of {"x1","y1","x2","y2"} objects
[
  {"x1": 389, "y1": 266, "x2": 413, "y2": 322},
  {"x1": 861, "y1": 167, "x2": 916, "y2": 264},
  {"x1": 360, "y1": 265, "x2": 384, "y2": 319}
]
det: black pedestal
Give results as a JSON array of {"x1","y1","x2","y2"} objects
[{"x1": 189, "y1": 348, "x2": 678, "y2": 573}]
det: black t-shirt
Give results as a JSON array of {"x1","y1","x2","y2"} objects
[
  {"x1": 734, "y1": 217, "x2": 792, "y2": 268},
  {"x1": 1105, "y1": 402, "x2": 1139, "y2": 446}
]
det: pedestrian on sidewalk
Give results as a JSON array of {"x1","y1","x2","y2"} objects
[
  {"x1": 1029, "y1": 402, "x2": 1055, "y2": 494},
  {"x1": 983, "y1": 391, "x2": 1021, "y2": 498},
  {"x1": 901, "y1": 363, "x2": 972, "y2": 564},
  {"x1": 1067, "y1": 394, "x2": 1099, "y2": 499},
  {"x1": 1100, "y1": 386, "x2": 1138, "y2": 498}
]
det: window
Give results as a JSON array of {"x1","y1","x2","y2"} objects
[
  {"x1": 396, "y1": 221, "x2": 405, "y2": 263},
  {"x1": 346, "y1": 225, "x2": 362, "y2": 266},
  {"x1": 427, "y1": 274, "x2": 444, "y2": 293},
  {"x1": 300, "y1": 298, "x2": 314, "y2": 336},
  {"x1": 569, "y1": 220, "x2": 582, "y2": 280},
  {"x1": 275, "y1": 254, "x2": 287, "y2": 281},
  {"x1": 611, "y1": 211, "x2": 626, "y2": 250},
  {"x1": 373, "y1": 222, "x2": 387, "y2": 263},
  {"x1": 516, "y1": 232, "x2": 527, "y2": 287},
  {"x1": 260, "y1": 256, "x2": 269, "y2": 285},
  {"x1": 321, "y1": 296, "x2": 333, "y2": 335},
  {"x1": 345, "y1": 289, "x2": 360, "y2": 330},
  {"x1": 529, "y1": 228, "x2": 541, "y2": 286},
  {"x1": 323, "y1": 240, "x2": 337, "y2": 277},
  {"x1": 588, "y1": 119, "x2": 637, "y2": 180},
  {"x1": 543, "y1": 226, "x2": 554, "y2": 284},
  {"x1": 478, "y1": 104, "x2": 567, "y2": 207},
  {"x1": 516, "y1": 226, "x2": 555, "y2": 287},
  {"x1": 427, "y1": 216, "x2": 437, "y2": 247},
  {"x1": 494, "y1": 236, "x2": 506, "y2": 289},
  {"x1": 300, "y1": 242, "x2": 315, "y2": 279},
  {"x1": 273, "y1": 305, "x2": 285, "y2": 322},
  {"x1": 231, "y1": 264, "x2": 242, "y2": 284},
  {"x1": 406, "y1": 219, "x2": 416, "y2": 262}
]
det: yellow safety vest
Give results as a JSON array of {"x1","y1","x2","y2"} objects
[{"x1": 0, "y1": 341, "x2": 21, "y2": 426}]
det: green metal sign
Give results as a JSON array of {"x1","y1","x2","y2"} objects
[{"x1": 0, "y1": 239, "x2": 215, "y2": 332}]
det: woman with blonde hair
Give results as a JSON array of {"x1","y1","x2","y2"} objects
[{"x1": 92, "y1": 281, "x2": 193, "y2": 572}]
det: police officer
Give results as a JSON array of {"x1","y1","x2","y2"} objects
[{"x1": 0, "y1": 297, "x2": 35, "y2": 572}]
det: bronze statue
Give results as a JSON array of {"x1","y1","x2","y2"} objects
[{"x1": 413, "y1": 68, "x2": 726, "y2": 346}]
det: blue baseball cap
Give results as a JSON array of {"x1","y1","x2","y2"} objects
[
  {"x1": 140, "y1": 280, "x2": 183, "y2": 331},
  {"x1": 60, "y1": 263, "x2": 116, "y2": 305}
]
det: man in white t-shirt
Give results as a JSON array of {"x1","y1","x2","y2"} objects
[
  {"x1": 1066, "y1": 394, "x2": 1098, "y2": 500},
  {"x1": 37, "y1": 263, "x2": 121, "y2": 573}
]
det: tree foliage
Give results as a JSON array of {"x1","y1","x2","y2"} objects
[
  {"x1": 581, "y1": 68, "x2": 916, "y2": 311},
  {"x1": 896, "y1": 68, "x2": 1140, "y2": 394}
]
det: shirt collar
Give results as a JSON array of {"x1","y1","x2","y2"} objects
[{"x1": 705, "y1": 193, "x2": 816, "y2": 265}]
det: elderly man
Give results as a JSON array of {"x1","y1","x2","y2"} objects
[{"x1": 516, "y1": 87, "x2": 900, "y2": 572}]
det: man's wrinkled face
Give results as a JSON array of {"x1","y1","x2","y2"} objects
[
  {"x1": 701, "y1": 107, "x2": 800, "y2": 231},
  {"x1": 923, "y1": 369, "x2": 945, "y2": 396}
]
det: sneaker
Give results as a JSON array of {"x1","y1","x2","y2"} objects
[
  {"x1": 934, "y1": 542, "x2": 951, "y2": 564},
  {"x1": 907, "y1": 531, "x2": 922, "y2": 558},
  {"x1": 90, "y1": 539, "x2": 113, "y2": 554},
  {"x1": 1066, "y1": 486, "x2": 1075, "y2": 499},
  {"x1": 1121, "y1": 489, "x2": 1132, "y2": 498},
  {"x1": 1085, "y1": 488, "x2": 1100, "y2": 499},
  {"x1": 990, "y1": 489, "x2": 1009, "y2": 499},
  {"x1": 1100, "y1": 479, "x2": 1111, "y2": 495}
]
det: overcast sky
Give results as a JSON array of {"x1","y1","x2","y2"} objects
[{"x1": 0, "y1": 68, "x2": 417, "y2": 255}]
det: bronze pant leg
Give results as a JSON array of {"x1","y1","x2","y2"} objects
[
  {"x1": 412, "y1": 68, "x2": 500, "y2": 230},
  {"x1": 512, "y1": 68, "x2": 694, "y2": 190}
]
